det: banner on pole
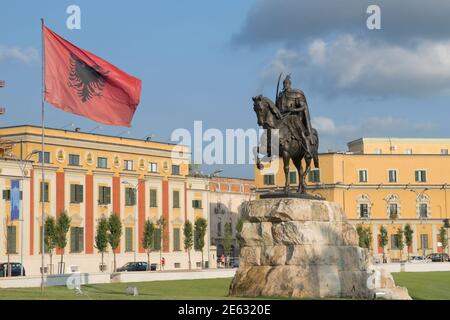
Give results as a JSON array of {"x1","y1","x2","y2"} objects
[{"x1": 10, "y1": 180, "x2": 20, "y2": 221}]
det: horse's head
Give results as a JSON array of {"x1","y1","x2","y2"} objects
[{"x1": 252, "y1": 95, "x2": 278, "y2": 128}]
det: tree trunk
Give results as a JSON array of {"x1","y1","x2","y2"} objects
[
  {"x1": 147, "y1": 251, "x2": 150, "y2": 271},
  {"x1": 101, "y1": 252, "x2": 104, "y2": 272},
  {"x1": 188, "y1": 249, "x2": 191, "y2": 270},
  {"x1": 113, "y1": 251, "x2": 117, "y2": 272},
  {"x1": 201, "y1": 250, "x2": 204, "y2": 269},
  {"x1": 50, "y1": 253, "x2": 53, "y2": 275},
  {"x1": 60, "y1": 250, "x2": 64, "y2": 274},
  {"x1": 7, "y1": 253, "x2": 10, "y2": 277}
]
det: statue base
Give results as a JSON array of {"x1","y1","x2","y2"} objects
[
  {"x1": 259, "y1": 191, "x2": 324, "y2": 200},
  {"x1": 229, "y1": 198, "x2": 411, "y2": 300}
]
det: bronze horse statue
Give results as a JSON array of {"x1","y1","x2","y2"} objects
[{"x1": 252, "y1": 95, "x2": 319, "y2": 195}]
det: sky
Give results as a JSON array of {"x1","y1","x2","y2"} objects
[{"x1": 1, "y1": 0, "x2": 450, "y2": 179}]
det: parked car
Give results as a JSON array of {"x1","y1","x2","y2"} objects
[
  {"x1": 408, "y1": 255, "x2": 431, "y2": 263},
  {"x1": 0, "y1": 263, "x2": 26, "y2": 277},
  {"x1": 229, "y1": 258, "x2": 240, "y2": 268},
  {"x1": 117, "y1": 261, "x2": 157, "y2": 272},
  {"x1": 426, "y1": 253, "x2": 449, "y2": 262}
]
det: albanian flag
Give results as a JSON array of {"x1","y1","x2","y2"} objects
[{"x1": 43, "y1": 26, "x2": 141, "y2": 127}]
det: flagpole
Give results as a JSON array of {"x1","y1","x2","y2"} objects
[{"x1": 40, "y1": 17, "x2": 46, "y2": 294}]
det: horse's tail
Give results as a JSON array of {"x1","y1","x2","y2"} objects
[{"x1": 311, "y1": 128, "x2": 319, "y2": 168}]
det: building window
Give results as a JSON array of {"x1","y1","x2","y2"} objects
[
  {"x1": 39, "y1": 226, "x2": 49, "y2": 254},
  {"x1": 70, "y1": 227, "x2": 84, "y2": 253},
  {"x1": 173, "y1": 228, "x2": 181, "y2": 251},
  {"x1": 404, "y1": 149, "x2": 413, "y2": 155},
  {"x1": 415, "y1": 170, "x2": 427, "y2": 183},
  {"x1": 360, "y1": 204, "x2": 369, "y2": 218},
  {"x1": 97, "y1": 157, "x2": 108, "y2": 169},
  {"x1": 124, "y1": 160, "x2": 134, "y2": 171},
  {"x1": 419, "y1": 203, "x2": 428, "y2": 218},
  {"x1": 40, "y1": 182, "x2": 49, "y2": 203},
  {"x1": 1, "y1": 189, "x2": 22, "y2": 201},
  {"x1": 289, "y1": 172, "x2": 297, "y2": 184},
  {"x1": 7, "y1": 226, "x2": 17, "y2": 254},
  {"x1": 309, "y1": 169, "x2": 320, "y2": 183},
  {"x1": 441, "y1": 149, "x2": 448, "y2": 155},
  {"x1": 149, "y1": 189, "x2": 157, "y2": 207},
  {"x1": 420, "y1": 234, "x2": 429, "y2": 249},
  {"x1": 38, "y1": 151, "x2": 50, "y2": 164},
  {"x1": 173, "y1": 190, "x2": 180, "y2": 208},
  {"x1": 149, "y1": 162, "x2": 158, "y2": 173},
  {"x1": 68, "y1": 154, "x2": 80, "y2": 166},
  {"x1": 217, "y1": 221, "x2": 222, "y2": 237},
  {"x1": 388, "y1": 170, "x2": 397, "y2": 183},
  {"x1": 70, "y1": 184, "x2": 84, "y2": 204},
  {"x1": 263, "y1": 174, "x2": 275, "y2": 185},
  {"x1": 391, "y1": 234, "x2": 400, "y2": 249},
  {"x1": 172, "y1": 165, "x2": 180, "y2": 176},
  {"x1": 152, "y1": 229, "x2": 161, "y2": 251},
  {"x1": 192, "y1": 200, "x2": 202, "y2": 209},
  {"x1": 125, "y1": 187, "x2": 136, "y2": 206},
  {"x1": 358, "y1": 170, "x2": 368, "y2": 183},
  {"x1": 98, "y1": 186, "x2": 111, "y2": 205},
  {"x1": 389, "y1": 204, "x2": 398, "y2": 219},
  {"x1": 357, "y1": 194, "x2": 371, "y2": 219},
  {"x1": 125, "y1": 227, "x2": 133, "y2": 252}
]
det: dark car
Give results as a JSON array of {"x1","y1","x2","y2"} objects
[
  {"x1": 117, "y1": 261, "x2": 157, "y2": 272},
  {"x1": 0, "y1": 263, "x2": 26, "y2": 277},
  {"x1": 229, "y1": 258, "x2": 240, "y2": 268},
  {"x1": 427, "y1": 253, "x2": 449, "y2": 262}
]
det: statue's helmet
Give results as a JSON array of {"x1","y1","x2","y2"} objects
[{"x1": 283, "y1": 74, "x2": 292, "y2": 87}]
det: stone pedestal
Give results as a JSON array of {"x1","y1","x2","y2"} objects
[{"x1": 229, "y1": 198, "x2": 411, "y2": 299}]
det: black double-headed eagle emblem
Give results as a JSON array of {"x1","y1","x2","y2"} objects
[{"x1": 68, "y1": 53, "x2": 110, "y2": 102}]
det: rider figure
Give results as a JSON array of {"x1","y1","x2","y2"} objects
[{"x1": 276, "y1": 75, "x2": 313, "y2": 155}]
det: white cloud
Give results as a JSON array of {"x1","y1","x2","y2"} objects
[
  {"x1": 0, "y1": 46, "x2": 38, "y2": 64},
  {"x1": 263, "y1": 35, "x2": 450, "y2": 96}
]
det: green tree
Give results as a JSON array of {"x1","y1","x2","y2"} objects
[
  {"x1": 439, "y1": 226, "x2": 448, "y2": 261},
  {"x1": 55, "y1": 210, "x2": 71, "y2": 274},
  {"x1": 379, "y1": 225, "x2": 389, "y2": 263},
  {"x1": 142, "y1": 219, "x2": 155, "y2": 270},
  {"x1": 44, "y1": 216, "x2": 57, "y2": 274},
  {"x1": 223, "y1": 222, "x2": 233, "y2": 266},
  {"x1": 194, "y1": 217, "x2": 208, "y2": 269},
  {"x1": 356, "y1": 225, "x2": 372, "y2": 250},
  {"x1": 108, "y1": 213, "x2": 122, "y2": 272},
  {"x1": 95, "y1": 216, "x2": 109, "y2": 272},
  {"x1": 403, "y1": 224, "x2": 414, "y2": 261},
  {"x1": 183, "y1": 220, "x2": 194, "y2": 270},
  {"x1": 397, "y1": 227, "x2": 405, "y2": 262},
  {"x1": 235, "y1": 217, "x2": 244, "y2": 247}
]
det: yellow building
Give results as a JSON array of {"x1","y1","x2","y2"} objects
[
  {"x1": 255, "y1": 138, "x2": 450, "y2": 262},
  {"x1": 0, "y1": 125, "x2": 216, "y2": 274}
]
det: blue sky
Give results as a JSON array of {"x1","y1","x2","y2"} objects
[{"x1": 1, "y1": 1, "x2": 450, "y2": 178}]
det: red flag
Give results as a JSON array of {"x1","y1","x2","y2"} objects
[{"x1": 43, "y1": 26, "x2": 141, "y2": 127}]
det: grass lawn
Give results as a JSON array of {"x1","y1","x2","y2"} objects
[
  {"x1": 392, "y1": 271, "x2": 450, "y2": 300},
  {"x1": 0, "y1": 272, "x2": 449, "y2": 300},
  {"x1": 0, "y1": 278, "x2": 256, "y2": 300}
]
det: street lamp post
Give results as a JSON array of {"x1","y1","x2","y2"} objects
[
  {"x1": 207, "y1": 170, "x2": 222, "y2": 269},
  {"x1": 5, "y1": 150, "x2": 40, "y2": 276}
]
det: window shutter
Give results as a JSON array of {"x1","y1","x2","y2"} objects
[
  {"x1": 173, "y1": 191, "x2": 179, "y2": 208},
  {"x1": 70, "y1": 228, "x2": 76, "y2": 252},
  {"x1": 7, "y1": 226, "x2": 16, "y2": 254},
  {"x1": 126, "y1": 228, "x2": 133, "y2": 252},
  {"x1": 415, "y1": 171, "x2": 420, "y2": 182},
  {"x1": 70, "y1": 184, "x2": 76, "y2": 203},
  {"x1": 173, "y1": 228, "x2": 180, "y2": 251},
  {"x1": 79, "y1": 228, "x2": 84, "y2": 252},
  {"x1": 77, "y1": 185, "x2": 83, "y2": 203},
  {"x1": 150, "y1": 189, "x2": 157, "y2": 207},
  {"x1": 105, "y1": 187, "x2": 111, "y2": 204}
]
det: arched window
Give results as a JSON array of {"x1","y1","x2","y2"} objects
[
  {"x1": 356, "y1": 194, "x2": 371, "y2": 219},
  {"x1": 385, "y1": 194, "x2": 400, "y2": 219},
  {"x1": 416, "y1": 194, "x2": 430, "y2": 219}
]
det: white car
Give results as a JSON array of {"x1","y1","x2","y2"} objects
[{"x1": 408, "y1": 256, "x2": 431, "y2": 263}]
